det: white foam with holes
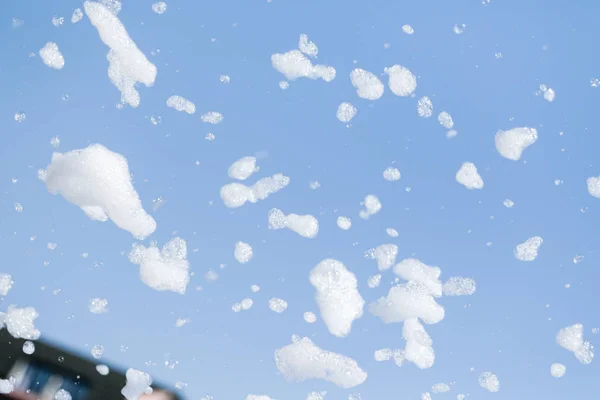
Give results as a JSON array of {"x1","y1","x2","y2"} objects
[{"x1": 268, "y1": 208, "x2": 318, "y2": 238}]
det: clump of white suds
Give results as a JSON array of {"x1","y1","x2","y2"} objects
[
  {"x1": 586, "y1": 176, "x2": 600, "y2": 199},
  {"x1": 54, "y1": 389, "x2": 71, "y2": 400},
  {"x1": 201, "y1": 111, "x2": 223, "y2": 124},
  {"x1": 556, "y1": 324, "x2": 594, "y2": 364},
  {"x1": 438, "y1": 112, "x2": 454, "y2": 129},
  {"x1": 42, "y1": 144, "x2": 156, "y2": 239},
  {"x1": 386, "y1": 228, "x2": 398, "y2": 237},
  {"x1": 359, "y1": 195, "x2": 382, "y2": 219},
  {"x1": 121, "y1": 368, "x2": 152, "y2": 400},
  {"x1": 175, "y1": 318, "x2": 190, "y2": 327},
  {"x1": 306, "y1": 392, "x2": 326, "y2": 400},
  {"x1": 89, "y1": 298, "x2": 108, "y2": 314},
  {"x1": 383, "y1": 167, "x2": 401, "y2": 181},
  {"x1": 337, "y1": 216, "x2": 352, "y2": 230},
  {"x1": 393, "y1": 258, "x2": 443, "y2": 298},
  {"x1": 0, "y1": 306, "x2": 41, "y2": 340},
  {"x1": 279, "y1": 81, "x2": 290, "y2": 90},
  {"x1": 453, "y1": 24, "x2": 466, "y2": 34},
  {"x1": 23, "y1": 341, "x2": 35, "y2": 355},
  {"x1": 366, "y1": 244, "x2": 398, "y2": 271},
  {"x1": 309, "y1": 181, "x2": 321, "y2": 189},
  {"x1": 268, "y1": 208, "x2": 319, "y2": 238},
  {"x1": 350, "y1": 68, "x2": 384, "y2": 100},
  {"x1": 446, "y1": 130, "x2": 458, "y2": 139},
  {"x1": 246, "y1": 396, "x2": 275, "y2": 400},
  {"x1": 337, "y1": 102, "x2": 357, "y2": 123},
  {"x1": 271, "y1": 50, "x2": 336, "y2": 82},
  {"x1": 431, "y1": 383, "x2": 451, "y2": 393},
  {"x1": 298, "y1": 34, "x2": 318, "y2": 58},
  {"x1": 402, "y1": 25, "x2": 414, "y2": 35},
  {"x1": 514, "y1": 236, "x2": 543, "y2": 261},
  {"x1": 478, "y1": 372, "x2": 500, "y2": 392},
  {"x1": 166, "y1": 95, "x2": 195, "y2": 114},
  {"x1": 456, "y1": 162, "x2": 484, "y2": 189},
  {"x1": 220, "y1": 173, "x2": 290, "y2": 208},
  {"x1": 52, "y1": 16, "x2": 64, "y2": 27},
  {"x1": 152, "y1": 2, "x2": 167, "y2": 14},
  {"x1": 96, "y1": 365, "x2": 110, "y2": 375},
  {"x1": 539, "y1": 84, "x2": 555, "y2": 102},
  {"x1": 403, "y1": 318, "x2": 435, "y2": 369},
  {"x1": 550, "y1": 363, "x2": 566, "y2": 378},
  {"x1": 229, "y1": 156, "x2": 259, "y2": 180},
  {"x1": 417, "y1": 96, "x2": 433, "y2": 117},
  {"x1": 275, "y1": 336, "x2": 367, "y2": 388},
  {"x1": 128, "y1": 237, "x2": 190, "y2": 294},
  {"x1": 251, "y1": 285, "x2": 260, "y2": 292},
  {"x1": 367, "y1": 274, "x2": 381, "y2": 288},
  {"x1": 268, "y1": 298, "x2": 288, "y2": 313},
  {"x1": 234, "y1": 241, "x2": 253, "y2": 264},
  {"x1": 370, "y1": 281, "x2": 444, "y2": 323},
  {"x1": 84, "y1": 1, "x2": 157, "y2": 107},
  {"x1": 14, "y1": 112, "x2": 26, "y2": 123},
  {"x1": 232, "y1": 298, "x2": 253, "y2": 312},
  {"x1": 310, "y1": 259, "x2": 365, "y2": 337},
  {"x1": 0, "y1": 274, "x2": 13, "y2": 296},
  {"x1": 384, "y1": 65, "x2": 417, "y2": 97},
  {"x1": 39, "y1": 42, "x2": 65, "y2": 70},
  {"x1": 91, "y1": 344, "x2": 104, "y2": 359},
  {"x1": 503, "y1": 199, "x2": 515, "y2": 208},
  {"x1": 443, "y1": 277, "x2": 476, "y2": 296},
  {"x1": 71, "y1": 8, "x2": 84, "y2": 23},
  {"x1": 0, "y1": 377, "x2": 15, "y2": 394},
  {"x1": 494, "y1": 127, "x2": 538, "y2": 161},
  {"x1": 303, "y1": 312, "x2": 317, "y2": 323}
]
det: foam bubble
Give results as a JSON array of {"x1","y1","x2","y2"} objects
[
  {"x1": 272, "y1": 50, "x2": 336, "y2": 82},
  {"x1": 495, "y1": 127, "x2": 538, "y2": 161},
  {"x1": 385, "y1": 65, "x2": 417, "y2": 97},
  {"x1": 234, "y1": 241, "x2": 253, "y2": 264},
  {"x1": 166, "y1": 95, "x2": 195, "y2": 114},
  {"x1": 337, "y1": 102, "x2": 357, "y2": 123},
  {"x1": 229, "y1": 157, "x2": 259, "y2": 180},
  {"x1": 456, "y1": 162, "x2": 484, "y2": 190},
  {"x1": 39, "y1": 42, "x2": 65, "y2": 70},
  {"x1": 514, "y1": 236, "x2": 543, "y2": 261},
  {"x1": 268, "y1": 208, "x2": 319, "y2": 238},
  {"x1": 350, "y1": 69, "x2": 384, "y2": 100},
  {"x1": 298, "y1": 34, "x2": 318, "y2": 58}
]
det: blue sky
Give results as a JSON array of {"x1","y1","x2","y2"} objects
[{"x1": 1, "y1": 0, "x2": 600, "y2": 398}]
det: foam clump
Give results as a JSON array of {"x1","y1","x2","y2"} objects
[
  {"x1": 443, "y1": 277, "x2": 476, "y2": 296},
  {"x1": 84, "y1": 1, "x2": 157, "y2": 107},
  {"x1": 39, "y1": 42, "x2": 65, "y2": 70},
  {"x1": 550, "y1": 363, "x2": 566, "y2": 377},
  {"x1": 431, "y1": 383, "x2": 451, "y2": 393},
  {"x1": 0, "y1": 305, "x2": 41, "y2": 340},
  {"x1": 166, "y1": 95, "x2": 195, "y2": 114},
  {"x1": 478, "y1": 372, "x2": 500, "y2": 392},
  {"x1": 201, "y1": 111, "x2": 223, "y2": 124},
  {"x1": 121, "y1": 368, "x2": 152, "y2": 400},
  {"x1": 306, "y1": 392, "x2": 326, "y2": 400},
  {"x1": 367, "y1": 274, "x2": 381, "y2": 288},
  {"x1": 586, "y1": 176, "x2": 600, "y2": 198},
  {"x1": 309, "y1": 259, "x2": 365, "y2": 337},
  {"x1": 269, "y1": 298, "x2": 288, "y2": 313},
  {"x1": 494, "y1": 127, "x2": 538, "y2": 161},
  {"x1": 220, "y1": 174, "x2": 289, "y2": 208},
  {"x1": 350, "y1": 69, "x2": 384, "y2": 100},
  {"x1": 234, "y1": 241, "x2": 253, "y2": 264},
  {"x1": 383, "y1": 167, "x2": 401, "y2": 181},
  {"x1": 89, "y1": 298, "x2": 109, "y2": 313},
  {"x1": 369, "y1": 281, "x2": 444, "y2": 324},
  {"x1": 268, "y1": 208, "x2": 319, "y2": 238},
  {"x1": 298, "y1": 34, "x2": 318, "y2": 58},
  {"x1": 393, "y1": 258, "x2": 442, "y2": 297},
  {"x1": 337, "y1": 102, "x2": 357, "y2": 123},
  {"x1": 229, "y1": 157, "x2": 259, "y2": 180},
  {"x1": 337, "y1": 216, "x2": 352, "y2": 230},
  {"x1": 417, "y1": 96, "x2": 433, "y2": 117},
  {"x1": 303, "y1": 312, "x2": 317, "y2": 323},
  {"x1": 514, "y1": 236, "x2": 543, "y2": 261},
  {"x1": 367, "y1": 244, "x2": 398, "y2": 272},
  {"x1": 42, "y1": 144, "x2": 156, "y2": 239},
  {"x1": 271, "y1": 50, "x2": 335, "y2": 82},
  {"x1": 359, "y1": 195, "x2": 381, "y2": 219},
  {"x1": 556, "y1": 323, "x2": 594, "y2": 364},
  {"x1": 274, "y1": 336, "x2": 367, "y2": 388},
  {"x1": 438, "y1": 112, "x2": 454, "y2": 129},
  {"x1": 152, "y1": 2, "x2": 167, "y2": 14},
  {"x1": 402, "y1": 25, "x2": 414, "y2": 34},
  {"x1": 385, "y1": 65, "x2": 417, "y2": 97},
  {"x1": 72, "y1": 8, "x2": 84, "y2": 23},
  {"x1": 54, "y1": 389, "x2": 72, "y2": 400},
  {"x1": 0, "y1": 378, "x2": 15, "y2": 394},
  {"x1": 0, "y1": 274, "x2": 13, "y2": 296},
  {"x1": 232, "y1": 298, "x2": 253, "y2": 312},
  {"x1": 128, "y1": 237, "x2": 190, "y2": 294},
  {"x1": 456, "y1": 162, "x2": 484, "y2": 189},
  {"x1": 387, "y1": 228, "x2": 398, "y2": 237}
]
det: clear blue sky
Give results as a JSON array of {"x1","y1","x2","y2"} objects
[{"x1": 1, "y1": 0, "x2": 599, "y2": 398}]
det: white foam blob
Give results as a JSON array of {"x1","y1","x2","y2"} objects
[
  {"x1": 268, "y1": 208, "x2": 319, "y2": 238},
  {"x1": 478, "y1": 372, "x2": 500, "y2": 392},
  {"x1": 166, "y1": 95, "x2": 195, "y2": 114},
  {"x1": 0, "y1": 305, "x2": 41, "y2": 340},
  {"x1": 229, "y1": 157, "x2": 259, "y2": 180},
  {"x1": 201, "y1": 111, "x2": 223, "y2": 124},
  {"x1": 0, "y1": 274, "x2": 14, "y2": 296},
  {"x1": 350, "y1": 68, "x2": 384, "y2": 100},
  {"x1": 337, "y1": 216, "x2": 352, "y2": 230},
  {"x1": 337, "y1": 102, "x2": 357, "y2": 123},
  {"x1": 417, "y1": 96, "x2": 433, "y2": 117},
  {"x1": 89, "y1": 298, "x2": 108, "y2": 314},
  {"x1": 268, "y1": 298, "x2": 288, "y2": 313},
  {"x1": 220, "y1": 174, "x2": 289, "y2": 208},
  {"x1": 359, "y1": 195, "x2": 382, "y2": 219},
  {"x1": 456, "y1": 162, "x2": 484, "y2": 190},
  {"x1": 494, "y1": 127, "x2": 538, "y2": 161},
  {"x1": 550, "y1": 363, "x2": 566, "y2": 378},
  {"x1": 443, "y1": 277, "x2": 476, "y2": 296},
  {"x1": 438, "y1": 112, "x2": 454, "y2": 129},
  {"x1": 234, "y1": 241, "x2": 253, "y2": 264},
  {"x1": 121, "y1": 368, "x2": 152, "y2": 400},
  {"x1": 385, "y1": 65, "x2": 417, "y2": 97},
  {"x1": 514, "y1": 236, "x2": 543, "y2": 261},
  {"x1": 303, "y1": 312, "x2": 317, "y2": 323},
  {"x1": 367, "y1": 244, "x2": 398, "y2": 272},
  {"x1": 271, "y1": 50, "x2": 336, "y2": 82},
  {"x1": 39, "y1": 42, "x2": 65, "y2": 70},
  {"x1": 586, "y1": 176, "x2": 600, "y2": 198},
  {"x1": 393, "y1": 258, "x2": 442, "y2": 297},
  {"x1": 298, "y1": 34, "x2": 318, "y2": 58},
  {"x1": 383, "y1": 167, "x2": 401, "y2": 181},
  {"x1": 556, "y1": 323, "x2": 594, "y2": 364}
]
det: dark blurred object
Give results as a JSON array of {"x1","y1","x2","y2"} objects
[{"x1": 0, "y1": 330, "x2": 181, "y2": 400}]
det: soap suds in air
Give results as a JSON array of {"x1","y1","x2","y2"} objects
[
  {"x1": 306, "y1": 392, "x2": 326, "y2": 400},
  {"x1": 393, "y1": 258, "x2": 443, "y2": 297},
  {"x1": 359, "y1": 195, "x2": 382, "y2": 219},
  {"x1": 402, "y1": 25, "x2": 414, "y2": 35},
  {"x1": 431, "y1": 383, "x2": 451, "y2": 393},
  {"x1": 370, "y1": 281, "x2": 444, "y2": 324},
  {"x1": 71, "y1": 9, "x2": 84, "y2": 23},
  {"x1": 385, "y1": 65, "x2": 417, "y2": 97},
  {"x1": 96, "y1": 365, "x2": 110, "y2": 375},
  {"x1": 39, "y1": 42, "x2": 65, "y2": 70},
  {"x1": 23, "y1": 341, "x2": 35, "y2": 355},
  {"x1": 0, "y1": 377, "x2": 15, "y2": 394},
  {"x1": 220, "y1": 173, "x2": 290, "y2": 208},
  {"x1": 403, "y1": 318, "x2": 435, "y2": 369},
  {"x1": 539, "y1": 84, "x2": 555, "y2": 102},
  {"x1": 0, "y1": 274, "x2": 13, "y2": 296},
  {"x1": 269, "y1": 298, "x2": 288, "y2": 313},
  {"x1": 586, "y1": 176, "x2": 600, "y2": 198},
  {"x1": 272, "y1": 50, "x2": 336, "y2": 82},
  {"x1": 310, "y1": 259, "x2": 365, "y2": 337},
  {"x1": 438, "y1": 112, "x2": 454, "y2": 129},
  {"x1": 337, "y1": 102, "x2": 357, "y2": 123},
  {"x1": 456, "y1": 162, "x2": 484, "y2": 189},
  {"x1": 478, "y1": 372, "x2": 500, "y2": 392},
  {"x1": 54, "y1": 389, "x2": 71, "y2": 400},
  {"x1": 152, "y1": 2, "x2": 167, "y2": 14},
  {"x1": 350, "y1": 69, "x2": 384, "y2": 100},
  {"x1": 366, "y1": 244, "x2": 398, "y2": 271},
  {"x1": 495, "y1": 127, "x2": 538, "y2": 161},
  {"x1": 42, "y1": 144, "x2": 156, "y2": 239},
  {"x1": 514, "y1": 236, "x2": 543, "y2": 261},
  {"x1": 556, "y1": 324, "x2": 594, "y2": 364},
  {"x1": 268, "y1": 208, "x2": 319, "y2": 238},
  {"x1": 234, "y1": 241, "x2": 253, "y2": 264},
  {"x1": 367, "y1": 274, "x2": 381, "y2": 288},
  {"x1": 383, "y1": 167, "x2": 401, "y2": 181},
  {"x1": 386, "y1": 228, "x2": 398, "y2": 237},
  {"x1": 121, "y1": 369, "x2": 152, "y2": 400},
  {"x1": 89, "y1": 298, "x2": 108, "y2": 314},
  {"x1": 229, "y1": 157, "x2": 259, "y2": 180},
  {"x1": 201, "y1": 111, "x2": 223, "y2": 124},
  {"x1": 84, "y1": 1, "x2": 157, "y2": 108},
  {"x1": 303, "y1": 312, "x2": 317, "y2": 323},
  {"x1": 550, "y1": 363, "x2": 566, "y2": 377},
  {"x1": 52, "y1": 16, "x2": 64, "y2": 27},
  {"x1": 443, "y1": 277, "x2": 476, "y2": 296},
  {"x1": 503, "y1": 199, "x2": 515, "y2": 208},
  {"x1": 0, "y1": 306, "x2": 41, "y2": 340},
  {"x1": 337, "y1": 216, "x2": 352, "y2": 230},
  {"x1": 275, "y1": 336, "x2": 367, "y2": 388},
  {"x1": 417, "y1": 96, "x2": 433, "y2": 117},
  {"x1": 166, "y1": 95, "x2": 195, "y2": 114},
  {"x1": 128, "y1": 237, "x2": 190, "y2": 294},
  {"x1": 299, "y1": 34, "x2": 318, "y2": 58},
  {"x1": 232, "y1": 298, "x2": 253, "y2": 312}
]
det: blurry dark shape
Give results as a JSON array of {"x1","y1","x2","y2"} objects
[{"x1": 0, "y1": 331, "x2": 182, "y2": 400}]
